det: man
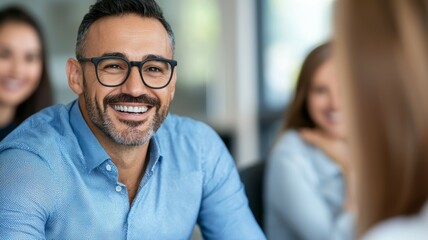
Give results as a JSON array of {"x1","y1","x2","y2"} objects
[{"x1": 0, "y1": 0, "x2": 265, "y2": 239}]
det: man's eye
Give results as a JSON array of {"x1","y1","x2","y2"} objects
[
  {"x1": 147, "y1": 67, "x2": 161, "y2": 72},
  {"x1": 106, "y1": 64, "x2": 121, "y2": 69}
]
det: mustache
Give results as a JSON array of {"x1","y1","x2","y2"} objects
[{"x1": 103, "y1": 93, "x2": 161, "y2": 109}]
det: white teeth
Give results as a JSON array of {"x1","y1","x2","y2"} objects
[{"x1": 113, "y1": 105, "x2": 148, "y2": 113}]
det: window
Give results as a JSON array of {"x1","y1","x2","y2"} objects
[
  {"x1": 158, "y1": 0, "x2": 221, "y2": 119},
  {"x1": 259, "y1": 0, "x2": 335, "y2": 155}
]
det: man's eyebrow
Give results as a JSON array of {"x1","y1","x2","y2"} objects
[
  {"x1": 99, "y1": 52, "x2": 169, "y2": 60},
  {"x1": 143, "y1": 54, "x2": 165, "y2": 60},
  {"x1": 100, "y1": 52, "x2": 126, "y2": 58}
]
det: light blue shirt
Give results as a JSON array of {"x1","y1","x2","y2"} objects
[
  {"x1": 0, "y1": 100, "x2": 265, "y2": 240},
  {"x1": 264, "y1": 130, "x2": 353, "y2": 240}
]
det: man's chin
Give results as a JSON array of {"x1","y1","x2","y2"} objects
[
  {"x1": 108, "y1": 127, "x2": 154, "y2": 147},
  {"x1": 118, "y1": 118, "x2": 147, "y2": 128}
]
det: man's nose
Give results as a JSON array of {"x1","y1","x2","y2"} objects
[{"x1": 120, "y1": 66, "x2": 148, "y2": 96}]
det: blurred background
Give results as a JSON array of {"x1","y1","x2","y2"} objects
[{"x1": 0, "y1": 0, "x2": 334, "y2": 168}]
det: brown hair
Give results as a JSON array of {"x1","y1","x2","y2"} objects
[
  {"x1": 280, "y1": 42, "x2": 332, "y2": 132},
  {"x1": 0, "y1": 6, "x2": 53, "y2": 124},
  {"x1": 336, "y1": 0, "x2": 428, "y2": 236}
]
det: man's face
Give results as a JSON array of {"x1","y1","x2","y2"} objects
[{"x1": 77, "y1": 14, "x2": 176, "y2": 146}]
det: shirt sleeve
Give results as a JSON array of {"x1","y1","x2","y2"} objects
[
  {"x1": 265, "y1": 135, "x2": 353, "y2": 240},
  {"x1": 196, "y1": 127, "x2": 266, "y2": 240},
  {"x1": 0, "y1": 148, "x2": 56, "y2": 239}
]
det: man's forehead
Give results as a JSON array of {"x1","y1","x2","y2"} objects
[
  {"x1": 84, "y1": 14, "x2": 172, "y2": 58},
  {"x1": 88, "y1": 14, "x2": 167, "y2": 37}
]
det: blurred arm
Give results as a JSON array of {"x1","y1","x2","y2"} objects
[{"x1": 300, "y1": 129, "x2": 356, "y2": 213}]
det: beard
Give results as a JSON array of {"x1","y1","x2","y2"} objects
[{"x1": 82, "y1": 78, "x2": 170, "y2": 146}]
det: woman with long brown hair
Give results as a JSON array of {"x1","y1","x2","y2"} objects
[
  {"x1": 264, "y1": 42, "x2": 354, "y2": 240},
  {"x1": 336, "y1": 0, "x2": 428, "y2": 239},
  {"x1": 0, "y1": 6, "x2": 53, "y2": 140}
]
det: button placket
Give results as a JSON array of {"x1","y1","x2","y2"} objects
[{"x1": 101, "y1": 162, "x2": 123, "y2": 194}]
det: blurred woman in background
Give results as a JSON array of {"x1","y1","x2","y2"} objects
[
  {"x1": 336, "y1": 0, "x2": 428, "y2": 239},
  {"x1": 0, "y1": 6, "x2": 52, "y2": 140},
  {"x1": 264, "y1": 42, "x2": 354, "y2": 240}
]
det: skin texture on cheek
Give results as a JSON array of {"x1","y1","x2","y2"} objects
[
  {"x1": 82, "y1": 76, "x2": 170, "y2": 146},
  {"x1": 79, "y1": 75, "x2": 172, "y2": 147}
]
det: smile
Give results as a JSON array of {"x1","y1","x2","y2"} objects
[
  {"x1": 326, "y1": 111, "x2": 340, "y2": 124},
  {"x1": 112, "y1": 105, "x2": 149, "y2": 114},
  {"x1": 1, "y1": 78, "x2": 25, "y2": 91}
]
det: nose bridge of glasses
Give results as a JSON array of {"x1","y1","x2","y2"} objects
[
  {"x1": 128, "y1": 60, "x2": 145, "y2": 79},
  {"x1": 118, "y1": 62, "x2": 149, "y2": 95},
  {"x1": 127, "y1": 61, "x2": 145, "y2": 84},
  {"x1": 129, "y1": 61, "x2": 144, "y2": 68}
]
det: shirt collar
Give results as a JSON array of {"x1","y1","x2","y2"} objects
[
  {"x1": 148, "y1": 134, "x2": 162, "y2": 171},
  {"x1": 139, "y1": 133, "x2": 163, "y2": 188},
  {"x1": 69, "y1": 100, "x2": 110, "y2": 172}
]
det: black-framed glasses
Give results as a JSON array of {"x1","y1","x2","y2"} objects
[{"x1": 78, "y1": 56, "x2": 177, "y2": 89}]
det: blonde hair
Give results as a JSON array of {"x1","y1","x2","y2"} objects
[{"x1": 336, "y1": 0, "x2": 428, "y2": 236}]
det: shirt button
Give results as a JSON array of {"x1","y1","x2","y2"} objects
[
  {"x1": 115, "y1": 185, "x2": 122, "y2": 192},
  {"x1": 106, "y1": 164, "x2": 112, "y2": 171}
]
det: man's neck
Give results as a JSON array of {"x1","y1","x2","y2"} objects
[{"x1": 108, "y1": 141, "x2": 150, "y2": 204}]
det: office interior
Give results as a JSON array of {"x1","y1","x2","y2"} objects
[{"x1": 0, "y1": 0, "x2": 334, "y2": 169}]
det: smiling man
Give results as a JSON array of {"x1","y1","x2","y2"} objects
[{"x1": 0, "y1": 0, "x2": 265, "y2": 239}]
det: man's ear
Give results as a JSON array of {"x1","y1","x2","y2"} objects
[{"x1": 66, "y1": 58, "x2": 84, "y2": 95}]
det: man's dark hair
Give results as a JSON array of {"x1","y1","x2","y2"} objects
[{"x1": 75, "y1": 0, "x2": 175, "y2": 59}]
